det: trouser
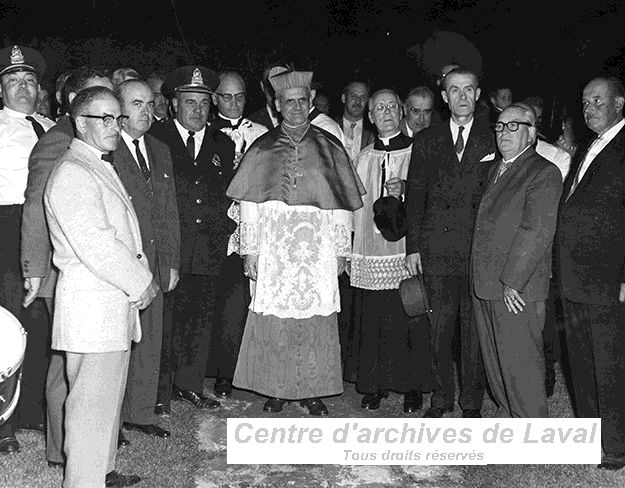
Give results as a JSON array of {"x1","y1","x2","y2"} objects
[
  {"x1": 562, "y1": 299, "x2": 625, "y2": 456},
  {"x1": 473, "y1": 297, "x2": 548, "y2": 417},
  {"x1": 156, "y1": 290, "x2": 175, "y2": 406},
  {"x1": 424, "y1": 275, "x2": 485, "y2": 411},
  {"x1": 122, "y1": 289, "x2": 164, "y2": 424},
  {"x1": 63, "y1": 349, "x2": 130, "y2": 488}
]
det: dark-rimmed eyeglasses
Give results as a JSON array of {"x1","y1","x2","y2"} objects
[
  {"x1": 215, "y1": 92, "x2": 246, "y2": 103},
  {"x1": 493, "y1": 121, "x2": 533, "y2": 132},
  {"x1": 81, "y1": 114, "x2": 129, "y2": 128}
]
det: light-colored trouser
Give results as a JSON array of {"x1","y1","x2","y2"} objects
[{"x1": 63, "y1": 349, "x2": 130, "y2": 488}]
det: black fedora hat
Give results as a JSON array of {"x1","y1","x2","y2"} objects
[
  {"x1": 398, "y1": 274, "x2": 431, "y2": 317},
  {"x1": 373, "y1": 196, "x2": 407, "y2": 242}
]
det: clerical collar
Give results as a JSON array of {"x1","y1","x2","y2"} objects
[
  {"x1": 218, "y1": 113, "x2": 242, "y2": 127},
  {"x1": 374, "y1": 131, "x2": 411, "y2": 151}
]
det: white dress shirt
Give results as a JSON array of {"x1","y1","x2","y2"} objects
[
  {"x1": 121, "y1": 131, "x2": 150, "y2": 170},
  {"x1": 449, "y1": 116, "x2": 474, "y2": 161},
  {"x1": 574, "y1": 118, "x2": 625, "y2": 185},
  {"x1": 0, "y1": 107, "x2": 55, "y2": 204},
  {"x1": 174, "y1": 119, "x2": 205, "y2": 159}
]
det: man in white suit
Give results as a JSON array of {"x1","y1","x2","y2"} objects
[{"x1": 44, "y1": 86, "x2": 158, "y2": 488}]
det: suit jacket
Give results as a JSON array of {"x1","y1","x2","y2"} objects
[
  {"x1": 471, "y1": 148, "x2": 562, "y2": 300},
  {"x1": 21, "y1": 115, "x2": 74, "y2": 298},
  {"x1": 405, "y1": 116, "x2": 496, "y2": 276},
  {"x1": 248, "y1": 105, "x2": 278, "y2": 130},
  {"x1": 114, "y1": 134, "x2": 180, "y2": 291},
  {"x1": 150, "y1": 120, "x2": 236, "y2": 276},
  {"x1": 556, "y1": 124, "x2": 625, "y2": 304},
  {"x1": 334, "y1": 115, "x2": 376, "y2": 151},
  {"x1": 44, "y1": 139, "x2": 153, "y2": 353}
]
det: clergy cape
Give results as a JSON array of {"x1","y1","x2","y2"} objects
[{"x1": 226, "y1": 123, "x2": 364, "y2": 211}]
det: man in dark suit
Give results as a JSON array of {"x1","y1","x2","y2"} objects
[
  {"x1": 335, "y1": 81, "x2": 375, "y2": 162},
  {"x1": 400, "y1": 86, "x2": 436, "y2": 138},
  {"x1": 556, "y1": 76, "x2": 625, "y2": 471},
  {"x1": 405, "y1": 67, "x2": 494, "y2": 418},
  {"x1": 472, "y1": 104, "x2": 562, "y2": 418},
  {"x1": 114, "y1": 79, "x2": 180, "y2": 438},
  {"x1": 150, "y1": 66, "x2": 235, "y2": 411},
  {"x1": 20, "y1": 65, "x2": 118, "y2": 468}
]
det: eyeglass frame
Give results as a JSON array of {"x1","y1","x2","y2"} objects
[
  {"x1": 372, "y1": 102, "x2": 400, "y2": 113},
  {"x1": 214, "y1": 92, "x2": 246, "y2": 103},
  {"x1": 80, "y1": 114, "x2": 129, "y2": 128},
  {"x1": 493, "y1": 121, "x2": 533, "y2": 132}
]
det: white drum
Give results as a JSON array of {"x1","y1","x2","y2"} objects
[{"x1": 0, "y1": 306, "x2": 27, "y2": 425}]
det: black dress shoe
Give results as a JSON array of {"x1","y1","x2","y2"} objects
[
  {"x1": 361, "y1": 390, "x2": 389, "y2": 410},
  {"x1": 300, "y1": 398, "x2": 329, "y2": 416},
  {"x1": 154, "y1": 403, "x2": 171, "y2": 416},
  {"x1": 0, "y1": 436, "x2": 20, "y2": 454},
  {"x1": 19, "y1": 423, "x2": 45, "y2": 433},
  {"x1": 123, "y1": 422, "x2": 170, "y2": 438},
  {"x1": 462, "y1": 409, "x2": 482, "y2": 418},
  {"x1": 173, "y1": 385, "x2": 220, "y2": 409},
  {"x1": 263, "y1": 398, "x2": 287, "y2": 413},
  {"x1": 47, "y1": 460, "x2": 64, "y2": 469},
  {"x1": 105, "y1": 470, "x2": 141, "y2": 487},
  {"x1": 423, "y1": 406, "x2": 453, "y2": 418},
  {"x1": 117, "y1": 430, "x2": 130, "y2": 449},
  {"x1": 403, "y1": 391, "x2": 423, "y2": 413},
  {"x1": 597, "y1": 453, "x2": 625, "y2": 471},
  {"x1": 214, "y1": 377, "x2": 233, "y2": 398}
]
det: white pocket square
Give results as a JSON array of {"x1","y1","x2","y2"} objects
[{"x1": 480, "y1": 153, "x2": 496, "y2": 162}]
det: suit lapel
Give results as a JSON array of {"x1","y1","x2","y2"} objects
[{"x1": 116, "y1": 138, "x2": 145, "y2": 183}]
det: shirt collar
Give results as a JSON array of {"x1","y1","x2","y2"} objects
[
  {"x1": 75, "y1": 138, "x2": 107, "y2": 160},
  {"x1": 449, "y1": 116, "x2": 474, "y2": 135},
  {"x1": 502, "y1": 144, "x2": 532, "y2": 164},
  {"x1": 121, "y1": 130, "x2": 144, "y2": 147},
  {"x1": 174, "y1": 118, "x2": 205, "y2": 137},
  {"x1": 597, "y1": 118, "x2": 625, "y2": 144},
  {"x1": 3, "y1": 106, "x2": 37, "y2": 118},
  {"x1": 379, "y1": 131, "x2": 402, "y2": 146}
]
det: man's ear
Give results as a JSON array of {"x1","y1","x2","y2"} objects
[
  {"x1": 368, "y1": 110, "x2": 375, "y2": 125},
  {"x1": 441, "y1": 90, "x2": 449, "y2": 105},
  {"x1": 274, "y1": 97, "x2": 281, "y2": 114},
  {"x1": 211, "y1": 93, "x2": 218, "y2": 106},
  {"x1": 68, "y1": 92, "x2": 77, "y2": 105},
  {"x1": 490, "y1": 95, "x2": 496, "y2": 106},
  {"x1": 475, "y1": 87, "x2": 481, "y2": 101},
  {"x1": 74, "y1": 115, "x2": 86, "y2": 135},
  {"x1": 310, "y1": 89, "x2": 316, "y2": 105},
  {"x1": 171, "y1": 97, "x2": 178, "y2": 114},
  {"x1": 615, "y1": 96, "x2": 625, "y2": 114},
  {"x1": 341, "y1": 93, "x2": 346, "y2": 105}
]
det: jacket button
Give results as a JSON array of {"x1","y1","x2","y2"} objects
[
  {"x1": 137, "y1": 253, "x2": 142, "y2": 259},
  {"x1": 196, "y1": 198, "x2": 202, "y2": 204},
  {"x1": 193, "y1": 162, "x2": 198, "y2": 166},
  {"x1": 196, "y1": 218, "x2": 202, "y2": 224},
  {"x1": 444, "y1": 226, "x2": 449, "y2": 232},
  {"x1": 194, "y1": 180, "x2": 200, "y2": 185}
]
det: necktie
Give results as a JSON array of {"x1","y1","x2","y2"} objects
[
  {"x1": 101, "y1": 153, "x2": 118, "y2": 174},
  {"x1": 186, "y1": 130, "x2": 195, "y2": 159},
  {"x1": 495, "y1": 159, "x2": 513, "y2": 183},
  {"x1": 455, "y1": 125, "x2": 465, "y2": 156},
  {"x1": 566, "y1": 136, "x2": 602, "y2": 201},
  {"x1": 132, "y1": 139, "x2": 151, "y2": 183},
  {"x1": 25, "y1": 115, "x2": 45, "y2": 139}
]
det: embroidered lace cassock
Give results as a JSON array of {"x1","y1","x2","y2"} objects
[{"x1": 350, "y1": 133, "x2": 412, "y2": 290}]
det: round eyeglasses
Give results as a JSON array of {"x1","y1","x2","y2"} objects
[{"x1": 373, "y1": 102, "x2": 399, "y2": 113}]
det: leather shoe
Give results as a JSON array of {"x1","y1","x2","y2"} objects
[
  {"x1": 117, "y1": 430, "x2": 130, "y2": 449},
  {"x1": 403, "y1": 391, "x2": 423, "y2": 413},
  {"x1": 597, "y1": 453, "x2": 625, "y2": 471},
  {"x1": 173, "y1": 385, "x2": 220, "y2": 409},
  {"x1": 19, "y1": 423, "x2": 45, "y2": 433},
  {"x1": 154, "y1": 403, "x2": 171, "y2": 416},
  {"x1": 462, "y1": 409, "x2": 482, "y2": 418},
  {"x1": 423, "y1": 406, "x2": 453, "y2": 418},
  {"x1": 300, "y1": 398, "x2": 328, "y2": 416},
  {"x1": 47, "y1": 460, "x2": 64, "y2": 469},
  {"x1": 123, "y1": 422, "x2": 170, "y2": 438},
  {"x1": 0, "y1": 436, "x2": 19, "y2": 454},
  {"x1": 105, "y1": 470, "x2": 141, "y2": 487},
  {"x1": 214, "y1": 377, "x2": 233, "y2": 398},
  {"x1": 361, "y1": 390, "x2": 389, "y2": 410},
  {"x1": 263, "y1": 398, "x2": 286, "y2": 413}
]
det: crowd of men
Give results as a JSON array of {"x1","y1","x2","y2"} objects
[{"x1": 1, "y1": 41, "x2": 625, "y2": 487}]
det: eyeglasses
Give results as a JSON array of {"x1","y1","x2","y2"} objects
[
  {"x1": 81, "y1": 114, "x2": 129, "y2": 127},
  {"x1": 215, "y1": 92, "x2": 246, "y2": 103},
  {"x1": 493, "y1": 121, "x2": 533, "y2": 132},
  {"x1": 407, "y1": 107, "x2": 432, "y2": 115},
  {"x1": 373, "y1": 102, "x2": 399, "y2": 113}
]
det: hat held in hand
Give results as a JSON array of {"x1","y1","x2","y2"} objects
[{"x1": 398, "y1": 274, "x2": 431, "y2": 317}]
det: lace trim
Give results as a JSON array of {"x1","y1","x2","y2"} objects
[{"x1": 239, "y1": 221, "x2": 259, "y2": 255}]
